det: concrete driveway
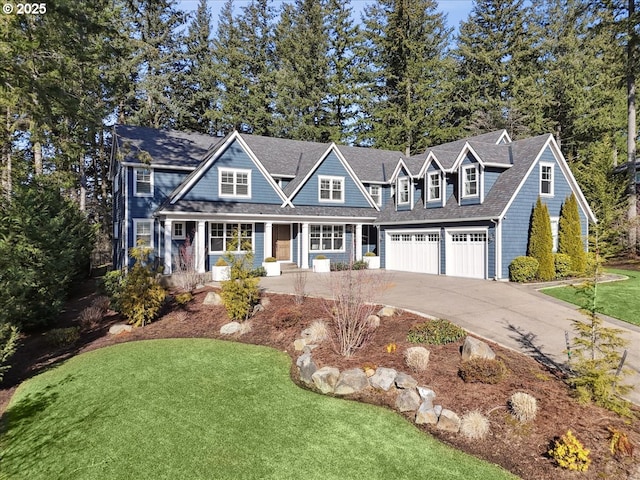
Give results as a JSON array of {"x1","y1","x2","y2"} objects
[{"x1": 259, "y1": 270, "x2": 640, "y2": 405}]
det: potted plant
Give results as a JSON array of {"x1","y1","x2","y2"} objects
[
  {"x1": 261, "y1": 257, "x2": 281, "y2": 277},
  {"x1": 363, "y1": 251, "x2": 380, "y2": 269},
  {"x1": 312, "y1": 255, "x2": 330, "y2": 273},
  {"x1": 211, "y1": 257, "x2": 230, "y2": 281}
]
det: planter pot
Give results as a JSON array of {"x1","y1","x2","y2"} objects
[
  {"x1": 262, "y1": 261, "x2": 281, "y2": 277},
  {"x1": 363, "y1": 256, "x2": 380, "y2": 269},
  {"x1": 312, "y1": 258, "x2": 331, "y2": 273},
  {"x1": 211, "y1": 265, "x2": 230, "y2": 282}
]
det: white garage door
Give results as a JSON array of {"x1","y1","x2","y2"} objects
[
  {"x1": 446, "y1": 231, "x2": 487, "y2": 279},
  {"x1": 385, "y1": 231, "x2": 439, "y2": 274}
]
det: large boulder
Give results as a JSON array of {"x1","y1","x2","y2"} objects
[
  {"x1": 417, "y1": 386, "x2": 436, "y2": 402},
  {"x1": 293, "y1": 338, "x2": 308, "y2": 351},
  {"x1": 108, "y1": 323, "x2": 132, "y2": 335},
  {"x1": 395, "y1": 372, "x2": 418, "y2": 389},
  {"x1": 369, "y1": 367, "x2": 397, "y2": 391},
  {"x1": 203, "y1": 291, "x2": 223, "y2": 306},
  {"x1": 220, "y1": 322, "x2": 242, "y2": 335},
  {"x1": 377, "y1": 306, "x2": 396, "y2": 317},
  {"x1": 334, "y1": 369, "x2": 369, "y2": 395},
  {"x1": 437, "y1": 409, "x2": 461, "y2": 433},
  {"x1": 415, "y1": 402, "x2": 439, "y2": 425},
  {"x1": 312, "y1": 367, "x2": 340, "y2": 394},
  {"x1": 395, "y1": 389, "x2": 421, "y2": 412},
  {"x1": 461, "y1": 336, "x2": 496, "y2": 361},
  {"x1": 296, "y1": 352, "x2": 317, "y2": 385}
]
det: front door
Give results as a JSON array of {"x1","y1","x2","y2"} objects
[{"x1": 272, "y1": 224, "x2": 291, "y2": 261}]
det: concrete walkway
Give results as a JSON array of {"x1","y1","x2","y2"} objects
[{"x1": 259, "y1": 270, "x2": 640, "y2": 405}]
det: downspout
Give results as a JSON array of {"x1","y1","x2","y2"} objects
[{"x1": 490, "y1": 218, "x2": 500, "y2": 281}]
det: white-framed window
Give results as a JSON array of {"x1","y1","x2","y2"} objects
[
  {"x1": 319, "y1": 176, "x2": 344, "y2": 202},
  {"x1": 550, "y1": 216, "x2": 559, "y2": 252},
  {"x1": 134, "y1": 168, "x2": 153, "y2": 197},
  {"x1": 398, "y1": 177, "x2": 410, "y2": 204},
  {"x1": 369, "y1": 185, "x2": 381, "y2": 206},
  {"x1": 133, "y1": 219, "x2": 153, "y2": 247},
  {"x1": 209, "y1": 222, "x2": 253, "y2": 253},
  {"x1": 540, "y1": 163, "x2": 554, "y2": 196},
  {"x1": 462, "y1": 166, "x2": 478, "y2": 198},
  {"x1": 309, "y1": 225, "x2": 344, "y2": 252},
  {"x1": 172, "y1": 222, "x2": 185, "y2": 239},
  {"x1": 219, "y1": 168, "x2": 251, "y2": 198},
  {"x1": 427, "y1": 172, "x2": 441, "y2": 201}
]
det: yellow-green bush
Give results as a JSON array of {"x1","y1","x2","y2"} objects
[
  {"x1": 548, "y1": 430, "x2": 590, "y2": 471},
  {"x1": 553, "y1": 253, "x2": 572, "y2": 279},
  {"x1": 459, "y1": 358, "x2": 508, "y2": 384},
  {"x1": 407, "y1": 319, "x2": 466, "y2": 345},
  {"x1": 508, "y1": 256, "x2": 539, "y2": 282}
]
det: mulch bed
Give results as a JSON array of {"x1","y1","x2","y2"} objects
[{"x1": 1, "y1": 280, "x2": 638, "y2": 480}]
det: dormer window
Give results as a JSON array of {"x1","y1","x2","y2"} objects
[
  {"x1": 219, "y1": 168, "x2": 250, "y2": 198},
  {"x1": 462, "y1": 166, "x2": 478, "y2": 198},
  {"x1": 427, "y1": 172, "x2": 441, "y2": 201},
  {"x1": 369, "y1": 185, "x2": 381, "y2": 206},
  {"x1": 398, "y1": 177, "x2": 410, "y2": 204},
  {"x1": 540, "y1": 163, "x2": 554, "y2": 196},
  {"x1": 319, "y1": 176, "x2": 344, "y2": 203}
]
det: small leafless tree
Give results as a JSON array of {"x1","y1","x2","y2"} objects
[
  {"x1": 293, "y1": 270, "x2": 307, "y2": 305},
  {"x1": 172, "y1": 236, "x2": 205, "y2": 292},
  {"x1": 324, "y1": 268, "x2": 390, "y2": 357}
]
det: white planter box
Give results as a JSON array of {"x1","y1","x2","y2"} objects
[
  {"x1": 262, "y1": 262, "x2": 281, "y2": 277},
  {"x1": 363, "y1": 256, "x2": 380, "y2": 269},
  {"x1": 312, "y1": 258, "x2": 331, "y2": 273},
  {"x1": 211, "y1": 265, "x2": 230, "y2": 282}
]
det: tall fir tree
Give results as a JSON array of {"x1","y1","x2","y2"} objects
[
  {"x1": 528, "y1": 197, "x2": 555, "y2": 281},
  {"x1": 558, "y1": 193, "x2": 588, "y2": 274},
  {"x1": 359, "y1": 0, "x2": 456, "y2": 153}
]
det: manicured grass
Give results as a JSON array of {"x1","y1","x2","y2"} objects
[
  {"x1": 0, "y1": 339, "x2": 515, "y2": 480},
  {"x1": 541, "y1": 268, "x2": 640, "y2": 327}
]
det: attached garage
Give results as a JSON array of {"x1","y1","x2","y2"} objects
[
  {"x1": 385, "y1": 230, "x2": 439, "y2": 274},
  {"x1": 445, "y1": 229, "x2": 487, "y2": 279}
]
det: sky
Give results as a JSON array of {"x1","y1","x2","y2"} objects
[{"x1": 176, "y1": 0, "x2": 475, "y2": 34}]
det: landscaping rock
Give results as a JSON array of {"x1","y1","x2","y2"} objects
[
  {"x1": 252, "y1": 303, "x2": 264, "y2": 314},
  {"x1": 300, "y1": 328, "x2": 313, "y2": 340},
  {"x1": 369, "y1": 367, "x2": 397, "y2": 391},
  {"x1": 395, "y1": 372, "x2": 418, "y2": 389},
  {"x1": 203, "y1": 291, "x2": 223, "y2": 306},
  {"x1": 415, "y1": 403, "x2": 439, "y2": 425},
  {"x1": 437, "y1": 409, "x2": 461, "y2": 433},
  {"x1": 461, "y1": 336, "x2": 495, "y2": 361},
  {"x1": 108, "y1": 324, "x2": 132, "y2": 335},
  {"x1": 417, "y1": 386, "x2": 436, "y2": 401},
  {"x1": 303, "y1": 344, "x2": 318, "y2": 353},
  {"x1": 293, "y1": 338, "x2": 307, "y2": 351},
  {"x1": 260, "y1": 297, "x2": 271, "y2": 308},
  {"x1": 220, "y1": 322, "x2": 242, "y2": 335},
  {"x1": 296, "y1": 352, "x2": 317, "y2": 385},
  {"x1": 367, "y1": 315, "x2": 380, "y2": 328},
  {"x1": 434, "y1": 405, "x2": 443, "y2": 417},
  {"x1": 377, "y1": 306, "x2": 396, "y2": 317},
  {"x1": 334, "y1": 369, "x2": 369, "y2": 395},
  {"x1": 395, "y1": 389, "x2": 421, "y2": 412},
  {"x1": 312, "y1": 366, "x2": 340, "y2": 394}
]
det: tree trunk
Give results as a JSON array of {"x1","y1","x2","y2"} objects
[
  {"x1": 627, "y1": 0, "x2": 637, "y2": 255},
  {"x1": 79, "y1": 152, "x2": 86, "y2": 212},
  {"x1": 2, "y1": 106, "x2": 12, "y2": 198},
  {"x1": 34, "y1": 141, "x2": 43, "y2": 176}
]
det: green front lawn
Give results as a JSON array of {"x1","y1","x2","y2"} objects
[
  {"x1": 542, "y1": 268, "x2": 640, "y2": 327},
  {"x1": 1, "y1": 339, "x2": 515, "y2": 480}
]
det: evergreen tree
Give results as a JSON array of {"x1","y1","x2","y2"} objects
[
  {"x1": 359, "y1": 0, "x2": 456, "y2": 153},
  {"x1": 558, "y1": 193, "x2": 587, "y2": 274},
  {"x1": 528, "y1": 197, "x2": 555, "y2": 281}
]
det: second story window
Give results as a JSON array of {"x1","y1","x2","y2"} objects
[
  {"x1": 319, "y1": 176, "x2": 344, "y2": 202},
  {"x1": 369, "y1": 185, "x2": 381, "y2": 206},
  {"x1": 540, "y1": 164, "x2": 554, "y2": 196},
  {"x1": 219, "y1": 168, "x2": 250, "y2": 198},
  {"x1": 398, "y1": 177, "x2": 410, "y2": 204},
  {"x1": 462, "y1": 166, "x2": 478, "y2": 198},
  {"x1": 134, "y1": 168, "x2": 152, "y2": 196},
  {"x1": 428, "y1": 172, "x2": 441, "y2": 201}
]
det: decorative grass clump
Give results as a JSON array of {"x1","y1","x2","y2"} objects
[
  {"x1": 404, "y1": 346, "x2": 430, "y2": 372},
  {"x1": 460, "y1": 411, "x2": 490, "y2": 440},
  {"x1": 459, "y1": 358, "x2": 508, "y2": 384},
  {"x1": 306, "y1": 319, "x2": 329, "y2": 343},
  {"x1": 509, "y1": 392, "x2": 538, "y2": 423},
  {"x1": 78, "y1": 305, "x2": 104, "y2": 330},
  {"x1": 407, "y1": 319, "x2": 466, "y2": 345}
]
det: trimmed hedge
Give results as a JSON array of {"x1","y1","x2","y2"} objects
[
  {"x1": 509, "y1": 256, "x2": 539, "y2": 282},
  {"x1": 554, "y1": 253, "x2": 572, "y2": 279}
]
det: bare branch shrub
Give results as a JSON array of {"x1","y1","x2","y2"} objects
[
  {"x1": 78, "y1": 305, "x2": 104, "y2": 330},
  {"x1": 172, "y1": 237, "x2": 205, "y2": 293},
  {"x1": 324, "y1": 268, "x2": 389, "y2": 357},
  {"x1": 91, "y1": 296, "x2": 111, "y2": 313},
  {"x1": 293, "y1": 271, "x2": 307, "y2": 305}
]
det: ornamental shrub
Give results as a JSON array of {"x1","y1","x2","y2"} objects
[
  {"x1": 459, "y1": 358, "x2": 508, "y2": 384},
  {"x1": 221, "y1": 231, "x2": 260, "y2": 322},
  {"x1": 407, "y1": 319, "x2": 466, "y2": 345},
  {"x1": 553, "y1": 253, "x2": 572, "y2": 279},
  {"x1": 508, "y1": 256, "x2": 539, "y2": 282},
  {"x1": 0, "y1": 322, "x2": 19, "y2": 383},
  {"x1": 558, "y1": 194, "x2": 587, "y2": 275},
  {"x1": 548, "y1": 430, "x2": 591, "y2": 472},
  {"x1": 99, "y1": 270, "x2": 126, "y2": 312},
  {"x1": 527, "y1": 197, "x2": 555, "y2": 281},
  {"x1": 460, "y1": 411, "x2": 490, "y2": 440}
]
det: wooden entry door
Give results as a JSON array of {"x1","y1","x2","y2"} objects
[{"x1": 272, "y1": 224, "x2": 291, "y2": 261}]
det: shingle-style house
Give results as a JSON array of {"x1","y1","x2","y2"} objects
[{"x1": 111, "y1": 125, "x2": 596, "y2": 280}]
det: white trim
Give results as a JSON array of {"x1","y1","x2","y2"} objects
[
  {"x1": 133, "y1": 218, "x2": 154, "y2": 248},
  {"x1": 318, "y1": 175, "x2": 345, "y2": 203},
  {"x1": 301, "y1": 223, "x2": 309, "y2": 268},
  {"x1": 426, "y1": 171, "x2": 442, "y2": 203},
  {"x1": 196, "y1": 221, "x2": 205, "y2": 273},
  {"x1": 218, "y1": 167, "x2": 251, "y2": 199},
  {"x1": 355, "y1": 223, "x2": 363, "y2": 261},
  {"x1": 389, "y1": 158, "x2": 413, "y2": 182},
  {"x1": 417, "y1": 153, "x2": 445, "y2": 178},
  {"x1": 172, "y1": 221, "x2": 186, "y2": 239},
  {"x1": 495, "y1": 219, "x2": 502, "y2": 280},
  {"x1": 122, "y1": 161, "x2": 196, "y2": 172},
  {"x1": 133, "y1": 167, "x2": 153, "y2": 197},
  {"x1": 369, "y1": 184, "x2": 382, "y2": 206},
  {"x1": 397, "y1": 177, "x2": 410, "y2": 205},
  {"x1": 164, "y1": 220, "x2": 172, "y2": 274},
  {"x1": 539, "y1": 162, "x2": 554, "y2": 197},
  {"x1": 264, "y1": 222, "x2": 273, "y2": 259},
  {"x1": 550, "y1": 216, "x2": 559, "y2": 252},
  {"x1": 461, "y1": 164, "x2": 479, "y2": 199}
]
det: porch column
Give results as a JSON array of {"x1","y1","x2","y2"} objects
[
  {"x1": 301, "y1": 222, "x2": 309, "y2": 269},
  {"x1": 164, "y1": 219, "x2": 172, "y2": 275},
  {"x1": 196, "y1": 220, "x2": 206, "y2": 273},
  {"x1": 264, "y1": 222, "x2": 273, "y2": 260},
  {"x1": 355, "y1": 224, "x2": 363, "y2": 261}
]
